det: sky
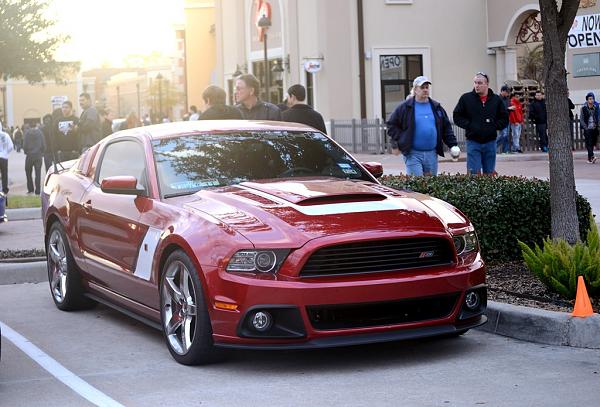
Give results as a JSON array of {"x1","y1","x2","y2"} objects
[{"x1": 48, "y1": 0, "x2": 185, "y2": 69}]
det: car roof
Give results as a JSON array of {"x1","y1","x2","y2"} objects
[{"x1": 137, "y1": 120, "x2": 319, "y2": 141}]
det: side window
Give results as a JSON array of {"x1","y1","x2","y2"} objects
[{"x1": 97, "y1": 140, "x2": 147, "y2": 188}]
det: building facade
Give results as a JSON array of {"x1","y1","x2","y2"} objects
[{"x1": 202, "y1": 0, "x2": 600, "y2": 123}]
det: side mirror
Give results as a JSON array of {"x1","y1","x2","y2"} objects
[
  {"x1": 361, "y1": 162, "x2": 384, "y2": 178},
  {"x1": 100, "y1": 176, "x2": 146, "y2": 196}
]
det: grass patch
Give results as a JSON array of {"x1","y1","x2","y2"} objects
[{"x1": 7, "y1": 195, "x2": 42, "y2": 209}]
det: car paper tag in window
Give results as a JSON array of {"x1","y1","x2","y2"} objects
[
  {"x1": 337, "y1": 163, "x2": 358, "y2": 175},
  {"x1": 170, "y1": 180, "x2": 220, "y2": 190}
]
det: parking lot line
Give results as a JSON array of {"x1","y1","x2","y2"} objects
[{"x1": 0, "y1": 321, "x2": 124, "y2": 407}]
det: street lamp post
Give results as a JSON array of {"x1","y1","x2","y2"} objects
[
  {"x1": 156, "y1": 73, "x2": 163, "y2": 120},
  {"x1": 257, "y1": 14, "x2": 272, "y2": 102}
]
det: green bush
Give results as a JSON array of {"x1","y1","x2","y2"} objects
[
  {"x1": 519, "y1": 216, "x2": 600, "y2": 299},
  {"x1": 381, "y1": 174, "x2": 592, "y2": 262}
]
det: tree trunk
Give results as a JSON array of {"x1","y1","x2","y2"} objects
[{"x1": 538, "y1": 0, "x2": 581, "y2": 244}]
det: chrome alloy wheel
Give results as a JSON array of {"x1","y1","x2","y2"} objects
[
  {"x1": 162, "y1": 260, "x2": 198, "y2": 355},
  {"x1": 48, "y1": 228, "x2": 68, "y2": 303}
]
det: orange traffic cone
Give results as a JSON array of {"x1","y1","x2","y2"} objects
[{"x1": 572, "y1": 276, "x2": 594, "y2": 318}]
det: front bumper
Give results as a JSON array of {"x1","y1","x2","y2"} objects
[{"x1": 203, "y1": 259, "x2": 487, "y2": 348}]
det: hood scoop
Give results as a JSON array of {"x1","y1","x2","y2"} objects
[{"x1": 296, "y1": 193, "x2": 386, "y2": 206}]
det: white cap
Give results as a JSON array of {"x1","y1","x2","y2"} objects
[{"x1": 413, "y1": 76, "x2": 431, "y2": 87}]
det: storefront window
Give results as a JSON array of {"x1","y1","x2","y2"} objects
[
  {"x1": 380, "y1": 54, "x2": 422, "y2": 120},
  {"x1": 252, "y1": 58, "x2": 284, "y2": 103}
]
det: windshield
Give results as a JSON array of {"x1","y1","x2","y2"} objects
[{"x1": 152, "y1": 131, "x2": 371, "y2": 197}]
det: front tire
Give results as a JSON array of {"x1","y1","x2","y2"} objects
[
  {"x1": 160, "y1": 250, "x2": 217, "y2": 365},
  {"x1": 46, "y1": 222, "x2": 95, "y2": 310}
]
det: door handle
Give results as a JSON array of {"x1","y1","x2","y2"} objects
[{"x1": 83, "y1": 200, "x2": 93, "y2": 212}]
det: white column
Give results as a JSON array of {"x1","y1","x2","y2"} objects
[
  {"x1": 495, "y1": 47, "x2": 506, "y2": 91},
  {"x1": 504, "y1": 47, "x2": 518, "y2": 81}
]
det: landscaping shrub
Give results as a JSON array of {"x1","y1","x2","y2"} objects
[
  {"x1": 519, "y1": 215, "x2": 600, "y2": 299},
  {"x1": 381, "y1": 174, "x2": 592, "y2": 262}
]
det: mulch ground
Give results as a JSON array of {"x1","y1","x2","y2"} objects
[{"x1": 487, "y1": 261, "x2": 600, "y2": 313}]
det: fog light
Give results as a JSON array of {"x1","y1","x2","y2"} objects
[
  {"x1": 465, "y1": 291, "x2": 480, "y2": 310},
  {"x1": 251, "y1": 311, "x2": 273, "y2": 332}
]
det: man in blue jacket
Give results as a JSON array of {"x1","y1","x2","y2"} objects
[
  {"x1": 453, "y1": 72, "x2": 509, "y2": 175},
  {"x1": 386, "y1": 76, "x2": 458, "y2": 176}
]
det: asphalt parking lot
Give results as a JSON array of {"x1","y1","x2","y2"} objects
[{"x1": 1, "y1": 283, "x2": 600, "y2": 407}]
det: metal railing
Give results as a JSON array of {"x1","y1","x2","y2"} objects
[{"x1": 330, "y1": 116, "x2": 587, "y2": 154}]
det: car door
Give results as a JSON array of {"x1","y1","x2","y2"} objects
[{"x1": 76, "y1": 138, "x2": 152, "y2": 300}]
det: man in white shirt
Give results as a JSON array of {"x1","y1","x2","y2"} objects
[{"x1": 0, "y1": 120, "x2": 15, "y2": 195}]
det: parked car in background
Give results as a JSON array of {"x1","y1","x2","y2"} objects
[{"x1": 41, "y1": 120, "x2": 487, "y2": 365}]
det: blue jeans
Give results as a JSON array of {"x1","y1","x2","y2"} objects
[
  {"x1": 466, "y1": 140, "x2": 496, "y2": 175},
  {"x1": 403, "y1": 149, "x2": 438, "y2": 176},
  {"x1": 510, "y1": 123, "x2": 521, "y2": 151},
  {"x1": 496, "y1": 127, "x2": 510, "y2": 153}
]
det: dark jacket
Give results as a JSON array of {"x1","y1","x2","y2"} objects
[
  {"x1": 528, "y1": 99, "x2": 547, "y2": 125},
  {"x1": 79, "y1": 106, "x2": 101, "y2": 148},
  {"x1": 387, "y1": 97, "x2": 457, "y2": 157},
  {"x1": 453, "y1": 89, "x2": 509, "y2": 143},
  {"x1": 23, "y1": 128, "x2": 46, "y2": 159},
  {"x1": 200, "y1": 105, "x2": 243, "y2": 120},
  {"x1": 54, "y1": 115, "x2": 80, "y2": 153},
  {"x1": 580, "y1": 92, "x2": 599, "y2": 131},
  {"x1": 237, "y1": 100, "x2": 281, "y2": 121},
  {"x1": 281, "y1": 104, "x2": 327, "y2": 134}
]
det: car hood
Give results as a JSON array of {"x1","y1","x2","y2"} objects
[{"x1": 182, "y1": 178, "x2": 468, "y2": 247}]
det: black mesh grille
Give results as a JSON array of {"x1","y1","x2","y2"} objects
[
  {"x1": 307, "y1": 294, "x2": 460, "y2": 330},
  {"x1": 300, "y1": 237, "x2": 454, "y2": 277}
]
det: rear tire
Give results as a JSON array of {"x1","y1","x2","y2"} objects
[
  {"x1": 46, "y1": 222, "x2": 95, "y2": 311},
  {"x1": 160, "y1": 250, "x2": 219, "y2": 365}
]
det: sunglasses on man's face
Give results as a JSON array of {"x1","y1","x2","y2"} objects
[{"x1": 476, "y1": 72, "x2": 489, "y2": 82}]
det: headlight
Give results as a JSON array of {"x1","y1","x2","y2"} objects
[
  {"x1": 226, "y1": 249, "x2": 290, "y2": 273},
  {"x1": 453, "y1": 231, "x2": 478, "y2": 255}
]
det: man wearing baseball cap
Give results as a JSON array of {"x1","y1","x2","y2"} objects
[
  {"x1": 453, "y1": 72, "x2": 508, "y2": 175},
  {"x1": 386, "y1": 76, "x2": 458, "y2": 176}
]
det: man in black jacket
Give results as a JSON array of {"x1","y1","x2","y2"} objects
[
  {"x1": 453, "y1": 72, "x2": 508, "y2": 175},
  {"x1": 23, "y1": 124, "x2": 46, "y2": 195},
  {"x1": 528, "y1": 90, "x2": 548, "y2": 152},
  {"x1": 199, "y1": 86, "x2": 243, "y2": 120},
  {"x1": 580, "y1": 92, "x2": 600, "y2": 164},
  {"x1": 281, "y1": 84, "x2": 327, "y2": 134},
  {"x1": 387, "y1": 76, "x2": 457, "y2": 176},
  {"x1": 234, "y1": 74, "x2": 281, "y2": 120}
]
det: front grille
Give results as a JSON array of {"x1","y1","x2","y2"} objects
[
  {"x1": 307, "y1": 294, "x2": 460, "y2": 330},
  {"x1": 300, "y1": 237, "x2": 454, "y2": 277}
]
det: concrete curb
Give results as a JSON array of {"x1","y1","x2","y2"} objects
[
  {"x1": 0, "y1": 261, "x2": 47, "y2": 285},
  {"x1": 1, "y1": 260, "x2": 599, "y2": 349},
  {"x1": 479, "y1": 301, "x2": 600, "y2": 349},
  {"x1": 5, "y1": 207, "x2": 41, "y2": 221}
]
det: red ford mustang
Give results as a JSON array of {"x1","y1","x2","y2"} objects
[{"x1": 42, "y1": 121, "x2": 486, "y2": 365}]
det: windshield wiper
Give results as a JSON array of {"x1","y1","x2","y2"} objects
[{"x1": 163, "y1": 190, "x2": 200, "y2": 199}]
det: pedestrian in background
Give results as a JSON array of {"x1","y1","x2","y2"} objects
[
  {"x1": 188, "y1": 105, "x2": 200, "y2": 121},
  {"x1": 497, "y1": 85, "x2": 512, "y2": 154},
  {"x1": 99, "y1": 109, "x2": 113, "y2": 138},
  {"x1": 55, "y1": 101, "x2": 80, "y2": 162},
  {"x1": 77, "y1": 92, "x2": 101, "y2": 151},
  {"x1": 282, "y1": 84, "x2": 327, "y2": 134},
  {"x1": 0, "y1": 120, "x2": 14, "y2": 196},
  {"x1": 509, "y1": 93, "x2": 524, "y2": 153},
  {"x1": 234, "y1": 74, "x2": 281, "y2": 120},
  {"x1": 580, "y1": 92, "x2": 599, "y2": 164},
  {"x1": 387, "y1": 76, "x2": 458, "y2": 176},
  {"x1": 23, "y1": 124, "x2": 45, "y2": 195},
  {"x1": 199, "y1": 85, "x2": 243, "y2": 120},
  {"x1": 453, "y1": 72, "x2": 508, "y2": 175},
  {"x1": 528, "y1": 90, "x2": 548, "y2": 152},
  {"x1": 120, "y1": 111, "x2": 141, "y2": 131},
  {"x1": 41, "y1": 114, "x2": 54, "y2": 172},
  {"x1": 568, "y1": 92, "x2": 575, "y2": 149},
  {"x1": 13, "y1": 126, "x2": 23, "y2": 153}
]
